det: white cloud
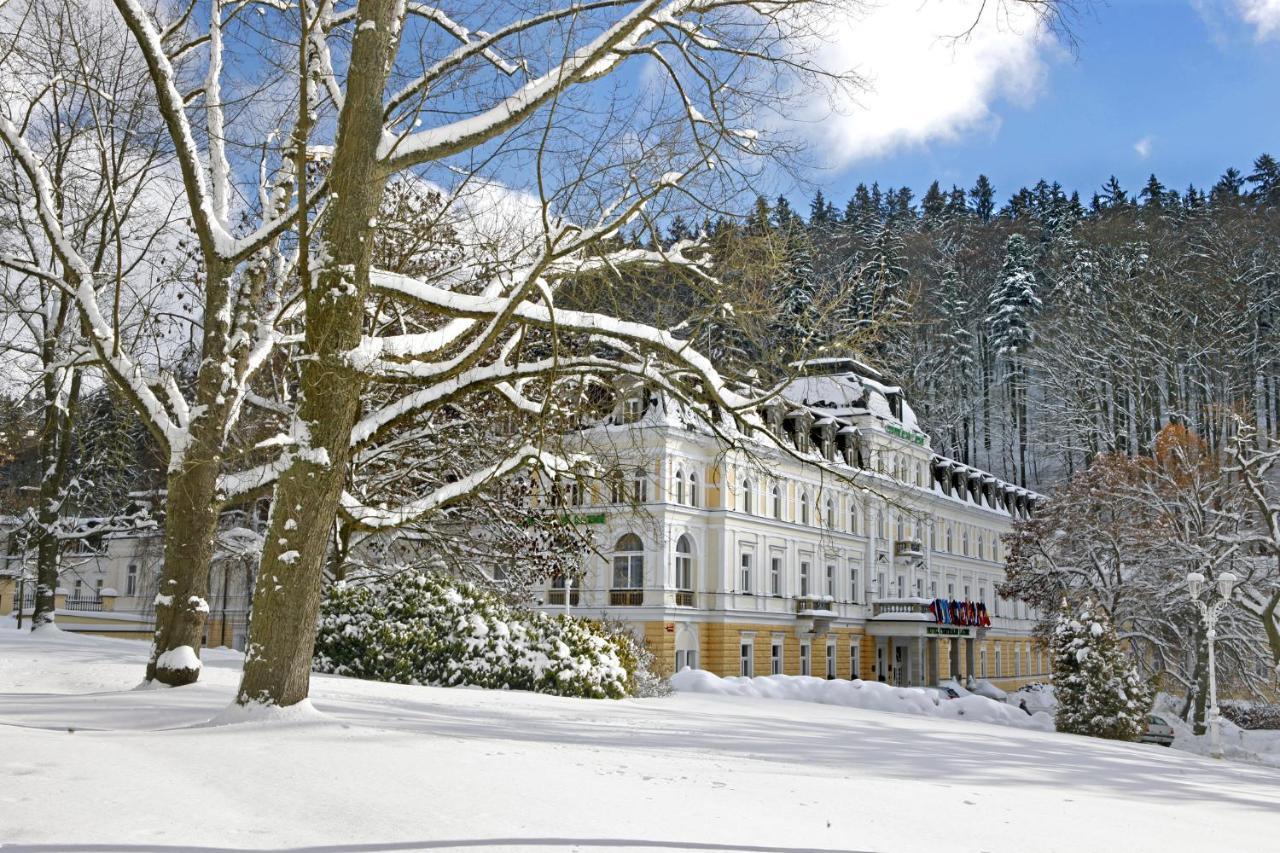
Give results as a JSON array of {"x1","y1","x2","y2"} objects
[
  {"x1": 1237, "y1": 0, "x2": 1280, "y2": 39},
  {"x1": 1134, "y1": 136, "x2": 1154, "y2": 159},
  {"x1": 793, "y1": 1, "x2": 1056, "y2": 168}
]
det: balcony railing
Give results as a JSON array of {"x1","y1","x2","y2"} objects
[
  {"x1": 65, "y1": 598, "x2": 103, "y2": 612},
  {"x1": 872, "y1": 599, "x2": 931, "y2": 618},
  {"x1": 675, "y1": 590, "x2": 695, "y2": 608},
  {"x1": 795, "y1": 596, "x2": 837, "y2": 616},
  {"x1": 546, "y1": 589, "x2": 580, "y2": 606},
  {"x1": 609, "y1": 588, "x2": 644, "y2": 607}
]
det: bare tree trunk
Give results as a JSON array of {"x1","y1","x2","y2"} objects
[
  {"x1": 145, "y1": 441, "x2": 222, "y2": 684},
  {"x1": 235, "y1": 0, "x2": 400, "y2": 707}
]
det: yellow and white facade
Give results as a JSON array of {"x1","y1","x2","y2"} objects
[{"x1": 549, "y1": 358, "x2": 1049, "y2": 692}]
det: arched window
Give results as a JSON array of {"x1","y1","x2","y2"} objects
[
  {"x1": 688, "y1": 471, "x2": 699, "y2": 507},
  {"x1": 632, "y1": 467, "x2": 648, "y2": 503},
  {"x1": 946, "y1": 524, "x2": 954, "y2": 553},
  {"x1": 771, "y1": 483, "x2": 782, "y2": 519},
  {"x1": 896, "y1": 515, "x2": 904, "y2": 541},
  {"x1": 825, "y1": 497, "x2": 835, "y2": 529},
  {"x1": 800, "y1": 491, "x2": 810, "y2": 525},
  {"x1": 876, "y1": 511, "x2": 885, "y2": 539},
  {"x1": 675, "y1": 535, "x2": 694, "y2": 593},
  {"x1": 741, "y1": 478, "x2": 753, "y2": 514},
  {"x1": 978, "y1": 535, "x2": 986, "y2": 560},
  {"x1": 613, "y1": 534, "x2": 644, "y2": 589},
  {"x1": 962, "y1": 527, "x2": 970, "y2": 557},
  {"x1": 848, "y1": 502, "x2": 859, "y2": 534},
  {"x1": 674, "y1": 468, "x2": 685, "y2": 505},
  {"x1": 609, "y1": 471, "x2": 624, "y2": 504}
]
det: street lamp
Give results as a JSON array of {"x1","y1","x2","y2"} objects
[{"x1": 1186, "y1": 570, "x2": 1237, "y2": 759}]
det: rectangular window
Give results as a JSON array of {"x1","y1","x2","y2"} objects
[
  {"x1": 676, "y1": 650, "x2": 687, "y2": 672},
  {"x1": 799, "y1": 643, "x2": 811, "y2": 677},
  {"x1": 850, "y1": 642, "x2": 861, "y2": 679},
  {"x1": 740, "y1": 552, "x2": 753, "y2": 593},
  {"x1": 980, "y1": 649, "x2": 988, "y2": 679},
  {"x1": 800, "y1": 561, "x2": 811, "y2": 597},
  {"x1": 127, "y1": 565, "x2": 138, "y2": 596},
  {"x1": 825, "y1": 564, "x2": 835, "y2": 598},
  {"x1": 771, "y1": 640, "x2": 783, "y2": 675},
  {"x1": 740, "y1": 638, "x2": 755, "y2": 677},
  {"x1": 896, "y1": 575, "x2": 905, "y2": 597},
  {"x1": 613, "y1": 555, "x2": 643, "y2": 588},
  {"x1": 995, "y1": 648, "x2": 1002, "y2": 678},
  {"x1": 849, "y1": 568, "x2": 859, "y2": 603},
  {"x1": 770, "y1": 556, "x2": 782, "y2": 596},
  {"x1": 826, "y1": 643, "x2": 836, "y2": 679},
  {"x1": 877, "y1": 572, "x2": 886, "y2": 597}
]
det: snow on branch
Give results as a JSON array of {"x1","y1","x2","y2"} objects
[{"x1": 339, "y1": 445, "x2": 571, "y2": 530}]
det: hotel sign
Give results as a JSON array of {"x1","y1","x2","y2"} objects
[
  {"x1": 886, "y1": 424, "x2": 926, "y2": 445},
  {"x1": 926, "y1": 625, "x2": 974, "y2": 638}
]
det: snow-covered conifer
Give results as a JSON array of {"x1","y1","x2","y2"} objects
[{"x1": 1051, "y1": 600, "x2": 1152, "y2": 741}]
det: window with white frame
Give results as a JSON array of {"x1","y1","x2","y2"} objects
[
  {"x1": 980, "y1": 648, "x2": 988, "y2": 678},
  {"x1": 771, "y1": 639, "x2": 783, "y2": 675},
  {"x1": 612, "y1": 534, "x2": 644, "y2": 588},
  {"x1": 675, "y1": 535, "x2": 694, "y2": 592},
  {"x1": 800, "y1": 492, "x2": 810, "y2": 525},
  {"x1": 772, "y1": 483, "x2": 782, "y2": 519},
  {"x1": 800, "y1": 561, "x2": 811, "y2": 596},
  {"x1": 877, "y1": 511, "x2": 886, "y2": 539},
  {"x1": 632, "y1": 467, "x2": 648, "y2": 503},
  {"x1": 946, "y1": 523, "x2": 954, "y2": 553},
  {"x1": 896, "y1": 515, "x2": 904, "y2": 540},
  {"x1": 878, "y1": 571, "x2": 886, "y2": 597},
  {"x1": 740, "y1": 551, "x2": 753, "y2": 593},
  {"x1": 799, "y1": 642, "x2": 811, "y2": 676},
  {"x1": 849, "y1": 640, "x2": 861, "y2": 678},
  {"x1": 896, "y1": 575, "x2": 905, "y2": 597},
  {"x1": 1015, "y1": 646, "x2": 1022, "y2": 677},
  {"x1": 674, "y1": 468, "x2": 685, "y2": 504},
  {"x1": 962, "y1": 527, "x2": 970, "y2": 556},
  {"x1": 675, "y1": 649, "x2": 698, "y2": 672},
  {"x1": 126, "y1": 564, "x2": 138, "y2": 596},
  {"x1": 825, "y1": 564, "x2": 835, "y2": 598},
  {"x1": 740, "y1": 478, "x2": 753, "y2": 514},
  {"x1": 995, "y1": 647, "x2": 1002, "y2": 678},
  {"x1": 825, "y1": 497, "x2": 835, "y2": 529},
  {"x1": 849, "y1": 502, "x2": 859, "y2": 534},
  {"x1": 849, "y1": 567, "x2": 860, "y2": 603},
  {"x1": 740, "y1": 636, "x2": 755, "y2": 677},
  {"x1": 770, "y1": 555, "x2": 782, "y2": 596},
  {"x1": 688, "y1": 471, "x2": 699, "y2": 507},
  {"x1": 826, "y1": 642, "x2": 836, "y2": 679}
]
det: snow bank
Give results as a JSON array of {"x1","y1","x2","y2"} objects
[
  {"x1": 670, "y1": 670, "x2": 1053, "y2": 731},
  {"x1": 1153, "y1": 694, "x2": 1280, "y2": 769},
  {"x1": 204, "y1": 698, "x2": 327, "y2": 728}
]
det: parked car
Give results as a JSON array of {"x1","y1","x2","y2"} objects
[
  {"x1": 924, "y1": 685, "x2": 963, "y2": 703},
  {"x1": 1141, "y1": 714, "x2": 1175, "y2": 747}
]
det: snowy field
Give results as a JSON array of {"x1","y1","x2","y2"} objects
[{"x1": 2, "y1": 625, "x2": 1278, "y2": 853}]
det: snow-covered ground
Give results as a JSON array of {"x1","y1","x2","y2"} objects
[{"x1": 2, "y1": 624, "x2": 1279, "y2": 853}]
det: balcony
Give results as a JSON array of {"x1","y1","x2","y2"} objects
[
  {"x1": 609, "y1": 588, "x2": 644, "y2": 607},
  {"x1": 795, "y1": 596, "x2": 838, "y2": 616},
  {"x1": 894, "y1": 540, "x2": 924, "y2": 558},
  {"x1": 546, "y1": 589, "x2": 580, "y2": 606},
  {"x1": 675, "y1": 590, "x2": 695, "y2": 608}
]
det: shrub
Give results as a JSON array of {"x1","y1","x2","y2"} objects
[
  {"x1": 1220, "y1": 701, "x2": 1280, "y2": 731},
  {"x1": 313, "y1": 570, "x2": 634, "y2": 699}
]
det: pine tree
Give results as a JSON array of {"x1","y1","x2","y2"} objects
[
  {"x1": 970, "y1": 174, "x2": 996, "y2": 222},
  {"x1": 1246, "y1": 153, "x2": 1280, "y2": 207},
  {"x1": 1210, "y1": 168, "x2": 1245, "y2": 206},
  {"x1": 988, "y1": 234, "x2": 1040, "y2": 356},
  {"x1": 1051, "y1": 600, "x2": 1152, "y2": 741},
  {"x1": 1099, "y1": 175, "x2": 1128, "y2": 210}
]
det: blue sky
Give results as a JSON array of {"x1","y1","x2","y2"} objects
[{"x1": 802, "y1": 1, "x2": 1280, "y2": 208}]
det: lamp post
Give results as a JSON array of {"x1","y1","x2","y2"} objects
[{"x1": 1186, "y1": 570, "x2": 1237, "y2": 760}]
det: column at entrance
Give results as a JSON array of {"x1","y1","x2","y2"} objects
[{"x1": 965, "y1": 637, "x2": 976, "y2": 686}]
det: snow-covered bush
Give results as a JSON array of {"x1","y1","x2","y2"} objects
[
  {"x1": 1051, "y1": 600, "x2": 1152, "y2": 740},
  {"x1": 313, "y1": 570, "x2": 634, "y2": 698},
  {"x1": 1220, "y1": 701, "x2": 1280, "y2": 731}
]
